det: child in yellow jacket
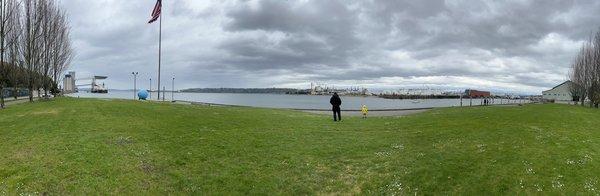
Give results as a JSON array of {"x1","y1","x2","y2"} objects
[{"x1": 361, "y1": 105, "x2": 368, "y2": 119}]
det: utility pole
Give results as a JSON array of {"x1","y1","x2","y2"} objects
[
  {"x1": 149, "y1": 78, "x2": 152, "y2": 99},
  {"x1": 132, "y1": 72, "x2": 138, "y2": 100},
  {"x1": 171, "y1": 76, "x2": 175, "y2": 102}
]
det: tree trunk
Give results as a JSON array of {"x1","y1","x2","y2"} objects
[
  {"x1": 28, "y1": 86, "x2": 33, "y2": 102},
  {"x1": 13, "y1": 87, "x2": 17, "y2": 100},
  {"x1": 0, "y1": 87, "x2": 5, "y2": 109}
]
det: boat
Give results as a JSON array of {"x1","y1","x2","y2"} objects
[{"x1": 91, "y1": 76, "x2": 108, "y2": 93}]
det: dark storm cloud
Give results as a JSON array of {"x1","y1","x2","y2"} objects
[
  {"x1": 221, "y1": 0, "x2": 360, "y2": 70},
  {"x1": 62, "y1": 0, "x2": 600, "y2": 93}
]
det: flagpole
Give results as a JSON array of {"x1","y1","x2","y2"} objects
[{"x1": 157, "y1": 2, "x2": 162, "y2": 101}]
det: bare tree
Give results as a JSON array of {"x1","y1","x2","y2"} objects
[
  {"x1": 568, "y1": 30, "x2": 600, "y2": 108},
  {"x1": 51, "y1": 6, "x2": 73, "y2": 96},
  {"x1": 39, "y1": 0, "x2": 55, "y2": 98},
  {"x1": 569, "y1": 63, "x2": 584, "y2": 105},
  {"x1": 1, "y1": 0, "x2": 20, "y2": 108},
  {"x1": 581, "y1": 39, "x2": 594, "y2": 107},
  {"x1": 6, "y1": 0, "x2": 21, "y2": 100},
  {"x1": 0, "y1": 0, "x2": 73, "y2": 104},
  {"x1": 569, "y1": 37, "x2": 590, "y2": 106},
  {"x1": 20, "y1": 0, "x2": 44, "y2": 102},
  {"x1": 590, "y1": 31, "x2": 600, "y2": 107}
]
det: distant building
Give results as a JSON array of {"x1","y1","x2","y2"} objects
[
  {"x1": 542, "y1": 81, "x2": 573, "y2": 101},
  {"x1": 63, "y1": 71, "x2": 77, "y2": 93},
  {"x1": 309, "y1": 82, "x2": 368, "y2": 95},
  {"x1": 465, "y1": 89, "x2": 490, "y2": 98}
]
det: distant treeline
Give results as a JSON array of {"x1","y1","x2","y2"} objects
[
  {"x1": 181, "y1": 88, "x2": 311, "y2": 94},
  {"x1": 379, "y1": 94, "x2": 461, "y2": 99}
]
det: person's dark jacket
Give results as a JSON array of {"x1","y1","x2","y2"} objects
[{"x1": 330, "y1": 94, "x2": 342, "y2": 109}]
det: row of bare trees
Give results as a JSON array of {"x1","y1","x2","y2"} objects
[
  {"x1": 569, "y1": 31, "x2": 600, "y2": 108},
  {"x1": 0, "y1": 0, "x2": 73, "y2": 108}
]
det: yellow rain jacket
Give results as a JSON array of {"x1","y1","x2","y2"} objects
[{"x1": 361, "y1": 105, "x2": 368, "y2": 115}]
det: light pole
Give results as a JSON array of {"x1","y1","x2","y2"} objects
[
  {"x1": 132, "y1": 72, "x2": 138, "y2": 100},
  {"x1": 171, "y1": 76, "x2": 175, "y2": 102},
  {"x1": 149, "y1": 78, "x2": 152, "y2": 99}
]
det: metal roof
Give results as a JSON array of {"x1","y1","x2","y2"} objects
[{"x1": 549, "y1": 80, "x2": 571, "y2": 90}]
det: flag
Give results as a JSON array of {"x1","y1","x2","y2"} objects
[{"x1": 148, "y1": 0, "x2": 161, "y2": 24}]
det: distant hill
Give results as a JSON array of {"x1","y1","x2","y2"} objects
[{"x1": 180, "y1": 88, "x2": 310, "y2": 94}]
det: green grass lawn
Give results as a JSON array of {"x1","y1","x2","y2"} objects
[{"x1": 1, "y1": 98, "x2": 600, "y2": 194}]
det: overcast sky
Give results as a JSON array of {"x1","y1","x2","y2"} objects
[{"x1": 62, "y1": 0, "x2": 600, "y2": 93}]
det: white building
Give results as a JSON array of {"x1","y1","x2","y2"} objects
[
  {"x1": 542, "y1": 81, "x2": 573, "y2": 101},
  {"x1": 63, "y1": 71, "x2": 77, "y2": 93}
]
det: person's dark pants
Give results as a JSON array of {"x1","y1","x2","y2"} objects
[{"x1": 332, "y1": 107, "x2": 341, "y2": 121}]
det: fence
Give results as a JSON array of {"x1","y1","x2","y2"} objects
[{"x1": 1, "y1": 88, "x2": 31, "y2": 99}]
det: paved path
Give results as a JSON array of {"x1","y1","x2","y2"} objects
[
  {"x1": 3, "y1": 96, "x2": 42, "y2": 107},
  {"x1": 302, "y1": 109, "x2": 430, "y2": 117},
  {"x1": 4, "y1": 98, "x2": 31, "y2": 106},
  {"x1": 177, "y1": 100, "x2": 434, "y2": 117}
]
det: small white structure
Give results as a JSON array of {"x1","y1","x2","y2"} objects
[
  {"x1": 542, "y1": 81, "x2": 573, "y2": 101},
  {"x1": 90, "y1": 76, "x2": 108, "y2": 93}
]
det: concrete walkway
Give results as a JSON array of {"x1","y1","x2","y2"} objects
[
  {"x1": 302, "y1": 109, "x2": 430, "y2": 117},
  {"x1": 178, "y1": 100, "x2": 433, "y2": 117},
  {"x1": 4, "y1": 97, "x2": 44, "y2": 107}
]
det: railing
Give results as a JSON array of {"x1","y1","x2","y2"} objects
[{"x1": 1, "y1": 88, "x2": 31, "y2": 98}]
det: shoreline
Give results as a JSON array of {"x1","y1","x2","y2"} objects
[
  {"x1": 178, "y1": 99, "x2": 524, "y2": 111},
  {"x1": 64, "y1": 96, "x2": 529, "y2": 111}
]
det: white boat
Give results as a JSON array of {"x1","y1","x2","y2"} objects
[{"x1": 91, "y1": 76, "x2": 108, "y2": 93}]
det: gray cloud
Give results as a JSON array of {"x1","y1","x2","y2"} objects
[{"x1": 62, "y1": 0, "x2": 599, "y2": 93}]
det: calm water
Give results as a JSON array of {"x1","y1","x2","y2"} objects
[{"x1": 69, "y1": 90, "x2": 528, "y2": 110}]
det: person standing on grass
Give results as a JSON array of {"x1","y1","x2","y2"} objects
[
  {"x1": 361, "y1": 104, "x2": 368, "y2": 119},
  {"x1": 330, "y1": 93, "x2": 342, "y2": 121}
]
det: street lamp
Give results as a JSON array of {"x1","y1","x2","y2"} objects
[
  {"x1": 171, "y1": 76, "x2": 175, "y2": 102},
  {"x1": 132, "y1": 72, "x2": 138, "y2": 100},
  {"x1": 149, "y1": 78, "x2": 152, "y2": 99}
]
